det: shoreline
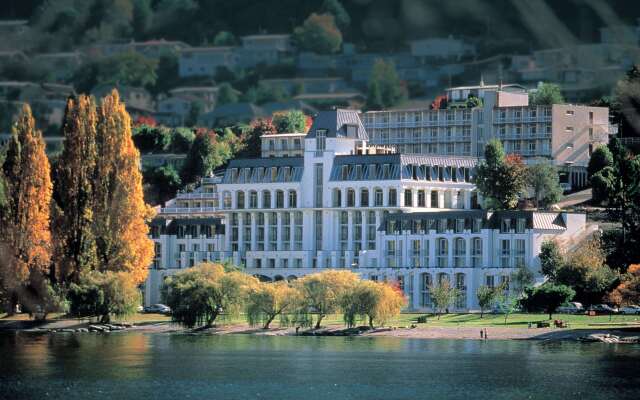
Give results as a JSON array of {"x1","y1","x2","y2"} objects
[{"x1": 2, "y1": 318, "x2": 640, "y2": 343}]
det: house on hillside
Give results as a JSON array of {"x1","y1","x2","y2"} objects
[
  {"x1": 197, "y1": 103, "x2": 265, "y2": 127},
  {"x1": 92, "y1": 84, "x2": 154, "y2": 118},
  {"x1": 178, "y1": 47, "x2": 237, "y2": 77}
]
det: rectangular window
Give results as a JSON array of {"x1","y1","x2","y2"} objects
[
  {"x1": 388, "y1": 189, "x2": 397, "y2": 206},
  {"x1": 501, "y1": 240, "x2": 511, "y2": 268},
  {"x1": 501, "y1": 219, "x2": 511, "y2": 233},
  {"x1": 315, "y1": 129, "x2": 326, "y2": 156},
  {"x1": 516, "y1": 218, "x2": 526, "y2": 234},
  {"x1": 472, "y1": 218, "x2": 482, "y2": 233},
  {"x1": 404, "y1": 189, "x2": 412, "y2": 207},
  {"x1": 455, "y1": 219, "x2": 465, "y2": 233},
  {"x1": 515, "y1": 239, "x2": 526, "y2": 268}
]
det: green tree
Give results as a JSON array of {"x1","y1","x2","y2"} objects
[
  {"x1": 162, "y1": 263, "x2": 254, "y2": 328},
  {"x1": 321, "y1": 0, "x2": 351, "y2": 30},
  {"x1": 297, "y1": 270, "x2": 359, "y2": 329},
  {"x1": 529, "y1": 83, "x2": 564, "y2": 105},
  {"x1": 476, "y1": 285, "x2": 498, "y2": 318},
  {"x1": 613, "y1": 65, "x2": 640, "y2": 139},
  {"x1": 246, "y1": 281, "x2": 302, "y2": 329},
  {"x1": 474, "y1": 140, "x2": 527, "y2": 209},
  {"x1": 72, "y1": 52, "x2": 158, "y2": 93},
  {"x1": 144, "y1": 165, "x2": 181, "y2": 205},
  {"x1": 153, "y1": 54, "x2": 180, "y2": 95},
  {"x1": 591, "y1": 166, "x2": 615, "y2": 205},
  {"x1": 587, "y1": 145, "x2": 613, "y2": 178},
  {"x1": 132, "y1": 125, "x2": 171, "y2": 153},
  {"x1": 68, "y1": 271, "x2": 140, "y2": 324},
  {"x1": 539, "y1": 240, "x2": 563, "y2": 280},
  {"x1": 293, "y1": 13, "x2": 342, "y2": 54},
  {"x1": 466, "y1": 94, "x2": 483, "y2": 108},
  {"x1": 527, "y1": 162, "x2": 563, "y2": 208},
  {"x1": 213, "y1": 31, "x2": 236, "y2": 46},
  {"x1": 132, "y1": 0, "x2": 153, "y2": 38},
  {"x1": 429, "y1": 280, "x2": 458, "y2": 319},
  {"x1": 366, "y1": 59, "x2": 407, "y2": 110},
  {"x1": 341, "y1": 280, "x2": 406, "y2": 328},
  {"x1": 217, "y1": 82, "x2": 239, "y2": 105},
  {"x1": 170, "y1": 127, "x2": 195, "y2": 153},
  {"x1": 272, "y1": 110, "x2": 307, "y2": 133},
  {"x1": 522, "y1": 283, "x2": 575, "y2": 319},
  {"x1": 180, "y1": 131, "x2": 218, "y2": 185}
]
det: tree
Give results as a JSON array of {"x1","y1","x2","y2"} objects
[
  {"x1": 297, "y1": 270, "x2": 359, "y2": 329},
  {"x1": 529, "y1": 83, "x2": 564, "y2": 105},
  {"x1": 132, "y1": 125, "x2": 171, "y2": 153},
  {"x1": 132, "y1": 0, "x2": 153, "y2": 38},
  {"x1": 527, "y1": 162, "x2": 563, "y2": 208},
  {"x1": 587, "y1": 145, "x2": 613, "y2": 179},
  {"x1": 272, "y1": 110, "x2": 307, "y2": 133},
  {"x1": 217, "y1": 82, "x2": 239, "y2": 106},
  {"x1": 180, "y1": 130, "x2": 217, "y2": 185},
  {"x1": 474, "y1": 139, "x2": 526, "y2": 209},
  {"x1": 170, "y1": 127, "x2": 195, "y2": 153},
  {"x1": 293, "y1": 13, "x2": 342, "y2": 54},
  {"x1": 591, "y1": 166, "x2": 615, "y2": 205},
  {"x1": 366, "y1": 59, "x2": 407, "y2": 110},
  {"x1": 162, "y1": 263, "x2": 254, "y2": 328},
  {"x1": 539, "y1": 240, "x2": 563, "y2": 280},
  {"x1": 613, "y1": 65, "x2": 640, "y2": 139},
  {"x1": 54, "y1": 95, "x2": 99, "y2": 285},
  {"x1": 239, "y1": 118, "x2": 277, "y2": 158},
  {"x1": 246, "y1": 281, "x2": 302, "y2": 329},
  {"x1": 556, "y1": 237, "x2": 618, "y2": 304},
  {"x1": 72, "y1": 53, "x2": 158, "y2": 93},
  {"x1": 522, "y1": 283, "x2": 575, "y2": 319},
  {"x1": 0, "y1": 105, "x2": 54, "y2": 315},
  {"x1": 213, "y1": 31, "x2": 236, "y2": 46},
  {"x1": 341, "y1": 280, "x2": 406, "y2": 328},
  {"x1": 321, "y1": 0, "x2": 350, "y2": 30},
  {"x1": 429, "y1": 280, "x2": 458, "y2": 319},
  {"x1": 68, "y1": 271, "x2": 140, "y2": 324},
  {"x1": 93, "y1": 90, "x2": 155, "y2": 286},
  {"x1": 607, "y1": 264, "x2": 640, "y2": 306},
  {"x1": 476, "y1": 285, "x2": 498, "y2": 318},
  {"x1": 144, "y1": 165, "x2": 181, "y2": 205}
]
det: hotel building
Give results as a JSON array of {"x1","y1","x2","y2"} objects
[{"x1": 144, "y1": 109, "x2": 594, "y2": 310}]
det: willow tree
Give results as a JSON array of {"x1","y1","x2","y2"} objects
[
  {"x1": 94, "y1": 90, "x2": 154, "y2": 285},
  {"x1": 297, "y1": 270, "x2": 359, "y2": 329},
  {"x1": 246, "y1": 281, "x2": 302, "y2": 329},
  {"x1": 54, "y1": 95, "x2": 99, "y2": 284},
  {"x1": 0, "y1": 105, "x2": 53, "y2": 314},
  {"x1": 341, "y1": 280, "x2": 406, "y2": 328}
]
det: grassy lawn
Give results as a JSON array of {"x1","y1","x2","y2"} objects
[{"x1": 3, "y1": 312, "x2": 639, "y2": 330}]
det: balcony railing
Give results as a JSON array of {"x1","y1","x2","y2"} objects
[{"x1": 160, "y1": 206, "x2": 218, "y2": 214}]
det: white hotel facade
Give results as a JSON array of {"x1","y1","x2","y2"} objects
[{"x1": 144, "y1": 109, "x2": 592, "y2": 310}]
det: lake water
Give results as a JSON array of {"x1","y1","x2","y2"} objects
[{"x1": 1, "y1": 333, "x2": 639, "y2": 400}]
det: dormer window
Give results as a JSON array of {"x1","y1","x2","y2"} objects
[{"x1": 346, "y1": 125, "x2": 357, "y2": 137}]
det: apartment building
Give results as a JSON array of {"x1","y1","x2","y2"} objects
[
  {"x1": 143, "y1": 109, "x2": 592, "y2": 309},
  {"x1": 260, "y1": 133, "x2": 305, "y2": 158},
  {"x1": 362, "y1": 84, "x2": 611, "y2": 189}
]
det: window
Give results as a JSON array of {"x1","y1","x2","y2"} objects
[
  {"x1": 417, "y1": 190, "x2": 425, "y2": 207},
  {"x1": 515, "y1": 239, "x2": 526, "y2": 268},
  {"x1": 501, "y1": 240, "x2": 511, "y2": 268},
  {"x1": 565, "y1": 110, "x2": 574, "y2": 116},
  {"x1": 347, "y1": 189, "x2": 355, "y2": 207},
  {"x1": 386, "y1": 240, "x2": 397, "y2": 268},
  {"x1": 333, "y1": 189, "x2": 342, "y2": 207},
  {"x1": 455, "y1": 219, "x2": 465, "y2": 233},
  {"x1": 453, "y1": 238, "x2": 466, "y2": 267},
  {"x1": 288, "y1": 190, "x2": 297, "y2": 208},
  {"x1": 472, "y1": 218, "x2": 482, "y2": 233},
  {"x1": 262, "y1": 191, "x2": 271, "y2": 209},
  {"x1": 516, "y1": 218, "x2": 526, "y2": 233},
  {"x1": 565, "y1": 126, "x2": 574, "y2": 133},
  {"x1": 276, "y1": 190, "x2": 284, "y2": 208},
  {"x1": 388, "y1": 189, "x2": 397, "y2": 206},
  {"x1": 223, "y1": 192, "x2": 231, "y2": 209},
  {"x1": 374, "y1": 188, "x2": 383, "y2": 206},
  {"x1": 436, "y1": 219, "x2": 447, "y2": 233},
  {"x1": 431, "y1": 191, "x2": 439, "y2": 208},
  {"x1": 436, "y1": 238, "x2": 448, "y2": 267},
  {"x1": 501, "y1": 219, "x2": 511, "y2": 233},
  {"x1": 315, "y1": 129, "x2": 326, "y2": 155},
  {"x1": 360, "y1": 189, "x2": 369, "y2": 207},
  {"x1": 404, "y1": 189, "x2": 412, "y2": 207},
  {"x1": 420, "y1": 273, "x2": 432, "y2": 307},
  {"x1": 486, "y1": 275, "x2": 495, "y2": 288},
  {"x1": 471, "y1": 238, "x2": 482, "y2": 267},
  {"x1": 367, "y1": 211, "x2": 376, "y2": 250},
  {"x1": 236, "y1": 191, "x2": 245, "y2": 209},
  {"x1": 249, "y1": 191, "x2": 258, "y2": 208}
]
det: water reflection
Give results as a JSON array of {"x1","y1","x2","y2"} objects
[{"x1": 1, "y1": 332, "x2": 639, "y2": 400}]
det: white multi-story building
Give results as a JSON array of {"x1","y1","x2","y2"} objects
[
  {"x1": 362, "y1": 84, "x2": 612, "y2": 189},
  {"x1": 144, "y1": 109, "x2": 593, "y2": 310}
]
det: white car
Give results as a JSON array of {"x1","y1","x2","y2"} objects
[
  {"x1": 619, "y1": 305, "x2": 640, "y2": 315},
  {"x1": 557, "y1": 302, "x2": 584, "y2": 314}
]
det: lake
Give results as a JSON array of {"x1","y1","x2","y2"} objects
[{"x1": 1, "y1": 332, "x2": 639, "y2": 400}]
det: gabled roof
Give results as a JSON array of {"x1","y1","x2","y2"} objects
[{"x1": 306, "y1": 109, "x2": 368, "y2": 140}]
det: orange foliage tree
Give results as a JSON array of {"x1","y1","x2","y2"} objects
[
  {"x1": 0, "y1": 105, "x2": 53, "y2": 313},
  {"x1": 607, "y1": 264, "x2": 640, "y2": 306}
]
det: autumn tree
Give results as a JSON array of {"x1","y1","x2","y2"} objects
[
  {"x1": 342, "y1": 280, "x2": 407, "y2": 328},
  {"x1": 474, "y1": 139, "x2": 527, "y2": 209},
  {"x1": 54, "y1": 95, "x2": 99, "y2": 285},
  {"x1": 163, "y1": 263, "x2": 255, "y2": 328},
  {"x1": 0, "y1": 105, "x2": 54, "y2": 315},
  {"x1": 239, "y1": 118, "x2": 277, "y2": 158},
  {"x1": 293, "y1": 13, "x2": 342, "y2": 54},
  {"x1": 297, "y1": 270, "x2": 359, "y2": 329},
  {"x1": 428, "y1": 280, "x2": 458, "y2": 319},
  {"x1": 246, "y1": 281, "x2": 302, "y2": 329},
  {"x1": 607, "y1": 264, "x2": 640, "y2": 306},
  {"x1": 93, "y1": 90, "x2": 155, "y2": 285}
]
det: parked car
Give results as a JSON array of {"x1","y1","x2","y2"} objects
[
  {"x1": 587, "y1": 304, "x2": 618, "y2": 314},
  {"x1": 144, "y1": 304, "x2": 171, "y2": 314},
  {"x1": 619, "y1": 305, "x2": 640, "y2": 315},
  {"x1": 557, "y1": 302, "x2": 584, "y2": 314}
]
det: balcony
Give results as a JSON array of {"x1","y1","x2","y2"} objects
[
  {"x1": 160, "y1": 206, "x2": 218, "y2": 214},
  {"x1": 176, "y1": 192, "x2": 218, "y2": 200}
]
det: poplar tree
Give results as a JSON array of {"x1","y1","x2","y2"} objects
[
  {"x1": 94, "y1": 90, "x2": 154, "y2": 285},
  {"x1": 53, "y1": 96, "x2": 99, "y2": 284},
  {"x1": 0, "y1": 105, "x2": 53, "y2": 313}
]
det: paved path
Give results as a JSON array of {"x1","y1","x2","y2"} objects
[{"x1": 554, "y1": 188, "x2": 592, "y2": 209}]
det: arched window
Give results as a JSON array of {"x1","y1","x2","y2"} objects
[
  {"x1": 471, "y1": 238, "x2": 482, "y2": 267},
  {"x1": 374, "y1": 188, "x2": 383, "y2": 206},
  {"x1": 223, "y1": 192, "x2": 231, "y2": 209},
  {"x1": 347, "y1": 189, "x2": 355, "y2": 207},
  {"x1": 420, "y1": 273, "x2": 432, "y2": 308},
  {"x1": 236, "y1": 191, "x2": 245, "y2": 209},
  {"x1": 333, "y1": 189, "x2": 342, "y2": 207},
  {"x1": 436, "y1": 238, "x2": 448, "y2": 267},
  {"x1": 455, "y1": 273, "x2": 466, "y2": 308},
  {"x1": 453, "y1": 238, "x2": 466, "y2": 267},
  {"x1": 276, "y1": 190, "x2": 284, "y2": 208},
  {"x1": 262, "y1": 190, "x2": 271, "y2": 209},
  {"x1": 437, "y1": 272, "x2": 449, "y2": 284},
  {"x1": 288, "y1": 190, "x2": 297, "y2": 208},
  {"x1": 249, "y1": 190, "x2": 258, "y2": 208},
  {"x1": 360, "y1": 188, "x2": 369, "y2": 207}
]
